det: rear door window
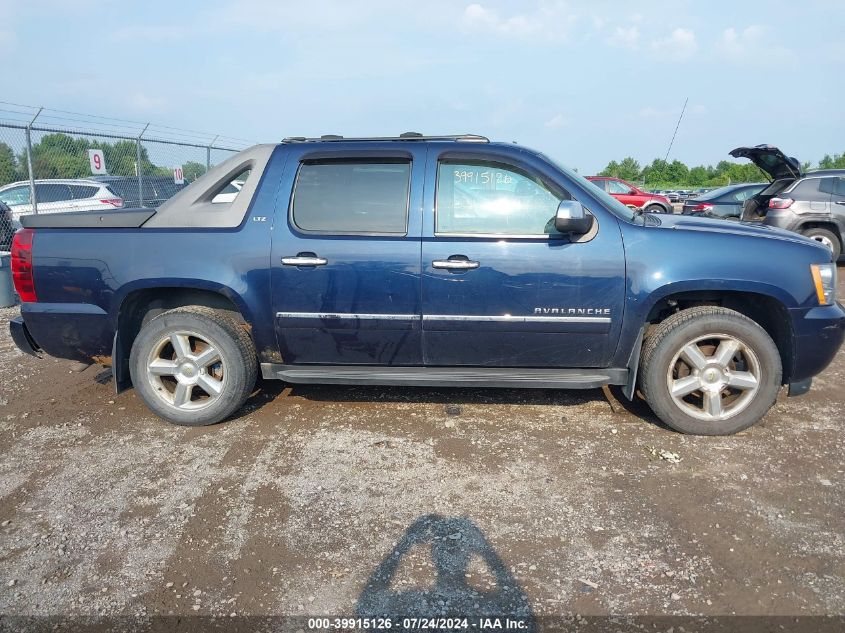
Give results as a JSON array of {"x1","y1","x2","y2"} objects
[
  {"x1": 606, "y1": 180, "x2": 631, "y2": 194},
  {"x1": 292, "y1": 160, "x2": 410, "y2": 234},
  {"x1": 35, "y1": 183, "x2": 73, "y2": 203}
]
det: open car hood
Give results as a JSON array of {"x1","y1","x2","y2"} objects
[{"x1": 729, "y1": 145, "x2": 802, "y2": 180}]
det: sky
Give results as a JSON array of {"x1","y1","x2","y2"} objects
[{"x1": 0, "y1": 0, "x2": 843, "y2": 173}]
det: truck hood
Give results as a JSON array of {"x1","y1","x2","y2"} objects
[
  {"x1": 648, "y1": 213, "x2": 827, "y2": 250},
  {"x1": 729, "y1": 145, "x2": 802, "y2": 180}
]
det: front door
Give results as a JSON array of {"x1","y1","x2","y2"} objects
[
  {"x1": 271, "y1": 145, "x2": 425, "y2": 365},
  {"x1": 421, "y1": 148, "x2": 626, "y2": 368}
]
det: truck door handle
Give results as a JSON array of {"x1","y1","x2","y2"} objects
[
  {"x1": 281, "y1": 254, "x2": 327, "y2": 266},
  {"x1": 432, "y1": 257, "x2": 480, "y2": 270},
  {"x1": 835, "y1": 201, "x2": 845, "y2": 206}
]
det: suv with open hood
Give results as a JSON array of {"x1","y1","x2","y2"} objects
[{"x1": 733, "y1": 145, "x2": 845, "y2": 259}]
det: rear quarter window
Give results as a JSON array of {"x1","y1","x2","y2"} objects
[
  {"x1": 291, "y1": 160, "x2": 410, "y2": 234},
  {"x1": 71, "y1": 185, "x2": 99, "y2": 199}
]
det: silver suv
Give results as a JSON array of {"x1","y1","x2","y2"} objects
[{"x1": 734, "y1": 145, "x2": 845, "y2": 259}]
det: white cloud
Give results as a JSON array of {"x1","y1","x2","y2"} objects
[
  {"x1": 607, "y1": 25, "x2": 639, "y2": 49},
  {"x1": 715, "y1": 25, "x2": 794, "y2": 67},
  {"x1": 544, "y1": 113, "x2": 568, "y2": 129},
  {"x1": 718, "y1": 25, "x2": 765, "y2": 58},
  {"x1": 650, "y1": 27, "x2": 698, "y2": 59},
  {"x1": 462, "y1": 2, "x2": 576, "y2": 40}
]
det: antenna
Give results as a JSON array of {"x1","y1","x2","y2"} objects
[
  {"x1": 643, "y1": 97, "x2": 688, "y2": 192},
  {"x1": 662, "y1": 97, "x2": 688, "y2": 165}
]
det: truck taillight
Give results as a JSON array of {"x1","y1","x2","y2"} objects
[
  {"x1": 768, "y1": 197, "x2": 794, "y2": 209},
  {"x1": 692, "y1": 203, "x2": 713, "y2": 212},
  {"x1": 99, "y1": 198, "x2": 123, "y2": 207},
  {"x1": 11, "y1": 228, "x2": 37, "y2": 302}
]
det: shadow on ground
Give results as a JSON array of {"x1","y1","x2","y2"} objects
[{"x1": 356, "y1": 514, "x2": 535, "y2": 628}]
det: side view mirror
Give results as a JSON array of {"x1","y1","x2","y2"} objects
[{"x1": 554, "y1": 200, "x2": 594, "y2": 234}]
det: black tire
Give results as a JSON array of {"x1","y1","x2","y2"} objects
[
  {"x1": 639, "y1": 306, "x2": 782, "y2": 435},
  {"x1": 801, "y1": 227, "x2": 841, "y2": 260},
  {"x1": 644, "y1": 203, "x2": 669, "y2": 214},
  {"x1": 129, "y1": 306, "x2": 258, "y2": 426}
]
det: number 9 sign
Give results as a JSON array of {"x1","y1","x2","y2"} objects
[{"x1": 88, "y1": 149, "x2": 107, "y2": 175}]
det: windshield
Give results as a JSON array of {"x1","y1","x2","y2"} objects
[{"x1": 539, "y1": 154, "x2": 636, "y2": 222}]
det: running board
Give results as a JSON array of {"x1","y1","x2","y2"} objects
[{"x1": 260, "y1": 364, "x2": 627, "y2": 389}]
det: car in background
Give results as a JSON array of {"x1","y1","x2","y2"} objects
[
  {"x1": 732, "y1": 145, "x2": 845, "y2": 259},
  {"x1": 587, "y1": 176, "x2": 673, "y2": 213},
  {"x1": 211, "y1": 179, "x2": 245, "y2": 204},
  {"x1": 0, "y1": 179, "x2": 123, "y2": 220},
  {"x1": 662, "y1": 190, "x2": 681, "y2": 203},
  {"x1": 0, "y1": 201, "x2": 14, "y2": 251},
  {"x1": 90, "y1": 176, "x2": 189, "y2": 208},
  {"x1": 688, "y1": 187, "x2": 714, "y2": 199},
  {"x1": 681, "y1": 183, "x2": 767, "y2": 219}
]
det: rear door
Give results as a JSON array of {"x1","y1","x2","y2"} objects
[
  {"x1": 271, "y1": 143, "x2": 425, "y2": 365},
  {"x1": 606, "y1": 179, "x2": 640, "y2": 208},
  {"x1": 34, "y1": 183, "x2": 74, "y2": 213},
  {"x1": 421, "y1": 146, "x2": 626, "y2": 368}
]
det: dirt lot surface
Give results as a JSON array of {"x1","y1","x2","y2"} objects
[{"x1": 0, "y1": 272, "x2": 844, "y2": 630}]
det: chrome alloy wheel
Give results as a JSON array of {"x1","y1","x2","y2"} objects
[
  {"x1": 809, "y1": 234, "x2": 835, "y2": 251},
  {"x1": 666, "y1": 333, "x2": 761, "y2": 422},
  {"x1": 145, "y1": 331, "x2": 225, "y2": 410}
]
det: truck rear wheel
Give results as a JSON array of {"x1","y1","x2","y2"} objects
[
  {"x1": 639, "y1": 306, "x2": 781, "y2": 435},
  {"x1": 129, "y1": 306, "x2": 258, "y2": 426}
]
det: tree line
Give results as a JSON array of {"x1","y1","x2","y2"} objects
[
  {"x1": 598, "y1": 152, "x2": 845, "y2": 189},
  {"x1": 0, "y1": 133, "x2": 208, "y2": 187},
  {"x1": 3, "y1": 132, "x2": 844, "y2": 191}
]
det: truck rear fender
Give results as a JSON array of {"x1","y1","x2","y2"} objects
[{"x1": 111, "y1": 285, "x2": 255, "y2": 393}]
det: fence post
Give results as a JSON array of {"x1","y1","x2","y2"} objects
[
  {"x1": 25, "y1": 107, "x2": 43, "y2": 214},
  {"x1": 136, "y1": 123, "x2": 149, "y2": 208},
  {"x1": 206, "y1": 135, "x2": 218, "y2": 173}
]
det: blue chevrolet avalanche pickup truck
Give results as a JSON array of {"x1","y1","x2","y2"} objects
[{"x1": 8, "y1": 134, "x2": 845, "y2": 435}]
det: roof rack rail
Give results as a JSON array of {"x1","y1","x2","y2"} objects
[{"x1": 281, "y1": 133, "x2": 490, "y2": 144}]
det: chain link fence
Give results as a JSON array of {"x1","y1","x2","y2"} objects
[{"x1": 0, "y1": 103, "x2": 253, "y2": 235}]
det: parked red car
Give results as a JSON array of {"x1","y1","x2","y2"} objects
[{"x1": 587, "y1": 176, "x2": 673, "y2": 213}]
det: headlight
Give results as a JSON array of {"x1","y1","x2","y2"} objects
[{"x1": 811, "y1": 263, "x2": 837, "y2": 306}]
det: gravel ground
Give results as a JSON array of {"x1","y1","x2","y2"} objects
[{"x1": 0, "y1": 272, "x2": 843, "y2": 630}]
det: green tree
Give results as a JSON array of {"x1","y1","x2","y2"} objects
[
  {"x1": 182, "y1": 161, "x2": 207, "y2": 181},
  {"x1": 616, "y1": 157, "x2": 641, "y2": 181},
  {"x1": 599, "y1": 160, "x2": 620, "y2": 177},
  {"x1": 0, "y1": 143, "x2": 17, "y2": 186},
  {"x1": 687, "y1": 165, "x2": 708, "y2": 185}
]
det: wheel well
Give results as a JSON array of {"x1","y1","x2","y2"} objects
[
  {"x1": 644, "y1": 291, "x2": 794, "y2": 383},
  {"x1": 114, "y1": 288, "x2": 248, "y2": 391},
  {"x1": 797, "y1": 222, "x2": 842, "y2": 242}
]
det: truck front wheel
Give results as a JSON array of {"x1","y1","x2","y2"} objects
[
  {"x1": 639, "y1": 306, "x2": 782, "y2": 435},
  {"x1": 129, "y1": 306, "x2": 258, "y2": 426}
]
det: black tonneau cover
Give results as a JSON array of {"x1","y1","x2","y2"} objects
[{"x1": 20, "y1": 208, "x2": 155, "y2": 229}]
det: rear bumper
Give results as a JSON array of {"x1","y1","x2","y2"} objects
[
  {"x1": 9, "y1": 316, "x2": 41, "y2": 356},
  {"x1": 788, "y1": 303, "x2": 845, "y2": 387}
]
